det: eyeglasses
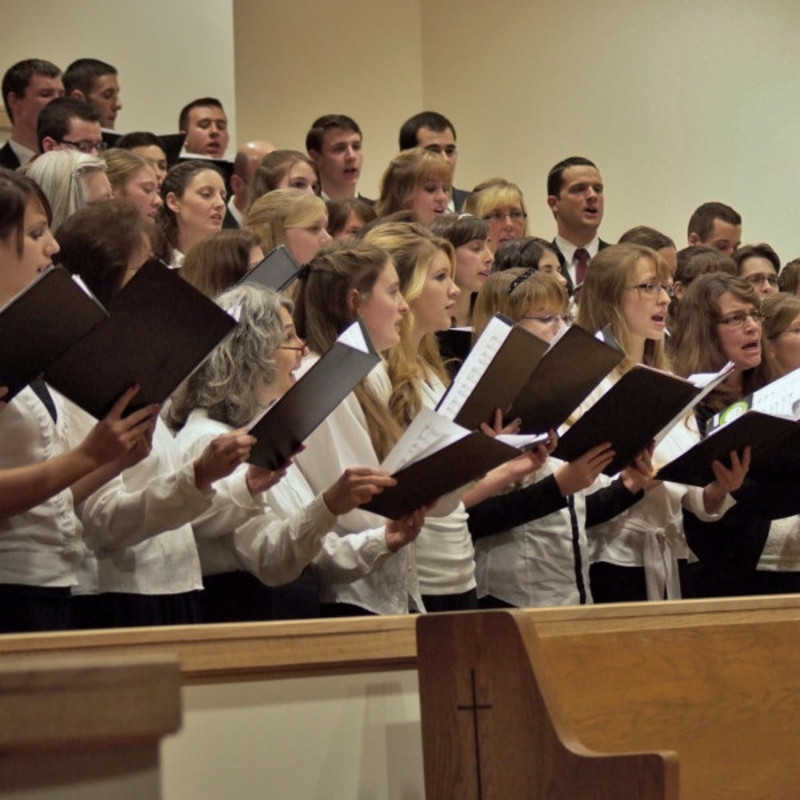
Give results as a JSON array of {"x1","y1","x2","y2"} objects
[
  {"x1": 716, "y1": 309, "x2": 764, "y2": 327},
  {"x1": 626, "y1": 280, "x2": 674, "y2": 298},
  {"x1": 484, "y1": 209, "x2": 526, "y2": 223},
  {"x1": 279, "y1": 332, "x2": 306, "y2": 352},
  {"x1": 522, "y1": 313, "x2": 571, "y2": 325},
  {"x1": 744, "y1": 273, "x2": 779, "y2": 287},
  {"x1": 58, "y1": 138, "x2": 106, "y2": 154}
]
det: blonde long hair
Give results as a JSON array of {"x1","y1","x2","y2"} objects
[
  {"x1": 576, "y1": 243, "x2": 671, "y2": 373},
  {"x1": 245, "y1": 188, "x2": 326, "y2": 252},
  {"x1": 364, "y1": 221, "x2": 453, "y2": 428}
]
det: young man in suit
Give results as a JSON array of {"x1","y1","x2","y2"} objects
[
  {"x1": 1, "y1": 59, "x2": 63, "y2": 169},
  {"x1": 179, "y1": 97, "x2": 230, "y2": 159},
  {"x1": 398, "y1": 111, "x2": 468, "y2": 211},
  {"x1": 63, "y1": 59, "x2": 121, "y2": 130},
  {"x1": 687, "y1": 202, "x2": 742, "y2": 256},
  {"x1": 37, "y1": 96, "x2": 103, "y2": 155},
  {"x1": 306, "y1": 114, "x2": 370, "y2": 203},
  {"x1": 547, "y1": 156, "x2": 608, "y2": 291}
]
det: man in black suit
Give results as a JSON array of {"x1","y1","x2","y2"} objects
[
  {"x1": 398, "y1": 111, "x2": 468, "y2": 211},
  {"x1": 1, "y1": 59, "x2": 63, "y2": 169},
  {"x1": 546, "y1": 156, "x2": 609, "y2": 291},
  {"x1": 63, "y1": 59, "x2": 121, "y2": 130}
]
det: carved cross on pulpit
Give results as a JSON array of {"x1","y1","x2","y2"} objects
[{"x1": 457, "y1": 667, "x2": 494, "y2": 800}]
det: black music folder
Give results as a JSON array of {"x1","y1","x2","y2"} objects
[
  {"x1": 553, "y1": 365, "x2": 702, "y2": 475},
  {"x1": 436, "y1": 326, "x2": 473, "y2": 378},
  {"x1": 44, "y1": 260, "x2": 237, "y2": 418},
  {"x1": 436, "y1": 315, "x2": 549, "y2": 430},
  {"x1": 247, "y1": 320, "x2": 381, "y2": 470},
  {"x1": 657, "y1": 367, "x2": 800, "y2": 485},
  {"x1": 0, "y1": 267, "x2": 108, "y2": 400},
  {"x1": 241, "y1": 245, "x2": 303, "y2": 292},
  {"x1": 507, "y1": 325, "x2": 624, "y2": 434},
  {"x1": 362, "y1": 408, "x2": 528, "y2": 519}
]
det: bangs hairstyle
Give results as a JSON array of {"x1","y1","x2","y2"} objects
[
  {"x1": 473, "y1": 269, "x2": 568, "y2": 340},
  {"x1": 376, "y1": 147, "x2": 452, "y2": 219},
  {"x1": 0, "y1": 168, "x2": 52, "y2": 255},
  {"x1": 292, "y1": 241, "x2": 403, "y2": 458},
  {"x1": 180, "y1": 228, "x2": 261, "y2": 298},
  {"x1": 576, "y1": 243, "x2": 671, "y2": 372},
  {"x1": 157, "y1": 160, "x2": 224, "y2": 248},
  {"x1": 363, "y1": 221, "x2": 454, "y2": 427},
  {"x1": 429, "y1": 213, "x2": 489, "y2": 248},
  {"x1": 103, "y1": 148, "x2": 153, "y2": 193},
  {"x1": 671, "y1": 272, "x2": 779, "y2": 410},
  {"x1": 761, "y1": 291, "x2": 800, "y2": 341},
  {"x1": 170, "y1": 284, "x2": 290, "y2": 430},
  {"x1": 245, "y1": 188, "x2": 326, "y2": 252},
  {"x1": 463, "y1": 177, "x2": 528, "y2": 228},
  {"x1": 248, "y1": 150, "x2": 319, "y2": 207}
]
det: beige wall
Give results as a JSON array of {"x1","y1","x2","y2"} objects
[
  {"x1": 162, "y1": 670, "x2": 424, "y2": 799},
  {"x1": 420, "y1": 0, "x2": 800, "y2": 260},
  {"x1": 233, "y1": 0, "x2": 423, "y2": 199},
  {"x1": 0, "y1": 1, "x2": 236, "y2": 144},
  {"x1": 236, "y1": 0, "x2": 800, "y2": 260}
]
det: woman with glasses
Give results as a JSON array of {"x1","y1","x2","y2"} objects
[
  {"x1": 732, "y1": 242, "x2": 781, "y2": 298},
  {"x1": 672, "y1": 272, "x2": 800, "y2": 596},
  {"x1": 171, "y1": 284, "x2": 412, "y2": 621},
  {"x1": 23, "y1": 150, "x2": 112, "y2": 231},
  {"x1": 468, "y1": 267, "x2": 654, "y2": 609},
  {"x1": 578, "y1": 245, "x2": 747, "y2": 603},
  {"x1": 376, "y1": 148, "x2": 452, "y2": 226},
  {"x1": 463, "y1": 178, "x2": 528, "y2": 253},
  {"x1": 246, "y1": 188, "x2": 331, "y2": 266}
]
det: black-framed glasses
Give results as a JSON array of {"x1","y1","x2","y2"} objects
[
  {"x1": 744, "y1": 273, "x2": 779, "y2": 288},
  {"x1": 716, "y1": 309, "x2": 764, "y2": 327},
  {"x1": 626, "y1": 280, "x2": 674, "y2": 298},
  {"x1": 58, "y1": 138, "x2": 106, "y2": 154}
]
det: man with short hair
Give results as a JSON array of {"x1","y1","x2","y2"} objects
[
  {"x1": 547, "y1": 155, "x2": 609, "y2": 290},
  {"x1": 179, "y1": 97, "x2": 229, "y2": 158},
  {"x1": 398, "y1": 111, "x2": 468, "y2": 211},
  {"x1": 306, "y1": 114, "x2": 366, "y2": 202},
  {"x1": 37, "y1": 96, "x2": 103, "y2": 155},
  {"x1": 687, "y1": 202, "x2": 742, "y2": 256},
  {"x1": 1, "y1": 59, "x2": 63, "y2": 169},
  {"x1": 63, "y1": 58, "x2": 121, "y2": 129},
  {"x1": 224, "y1": 139, "x2": 277, "y2": 228}
]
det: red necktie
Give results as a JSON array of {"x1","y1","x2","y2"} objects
[{"x1": 574, "y1": 248, "x2": 590, "y2": 286}]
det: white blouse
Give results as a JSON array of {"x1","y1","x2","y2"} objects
[
  {"x1": 414, "y1": 371, "x2": 475, "y2": 596},
  {"x1": 293, "y1": 356, "x2": 423, "y2": 614},
  {"x1": 176, "y1": 409, "x2": 393, "y2": 585},
  {"x1": 63, "y1": 401, "x2": 213, "y2": 596}
]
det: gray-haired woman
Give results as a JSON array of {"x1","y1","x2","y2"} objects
[{"x1": 171, "y1": 284, "x2": 423, "y2": 621}]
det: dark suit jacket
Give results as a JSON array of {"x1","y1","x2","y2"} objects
[
  {"x1": 452, "y1": 187, "x2": 469, "y2": 213},
  {"x1": 552, "y1": 237, "x2": 610, "y2": 293},
  {"x1": 0, "y1": 141, "x2": 21, "y2": 171},
  {"x1": 222, "y1": 207, "x2": 240, "y2": 230}
]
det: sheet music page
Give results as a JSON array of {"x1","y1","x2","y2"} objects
[
  {"x1": 337, "y1": 320, "x2": 369, "y2": 352},
  {"x1": 496, "y1": 432, "x2": 550, "y2": 449},
  {"x1": 654, "y1": 361, "x2": 735, "y2": 444},
  {"x1": 381, "y1": 407, "x2": 469, "y2": 473},
  {"x1": 749, "y1": 365, "x2": 800, "y2": 418},
  {"x1": 436, "y1": 315, "x2": 512, "y2": 420}
]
